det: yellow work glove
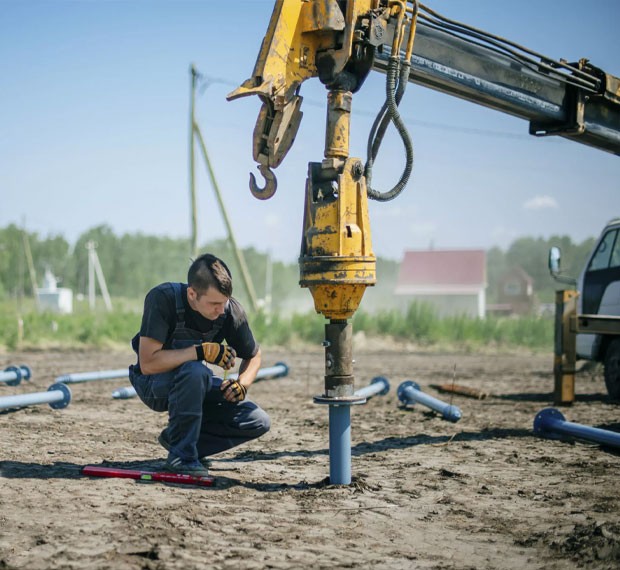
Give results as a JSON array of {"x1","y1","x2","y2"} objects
[
  {"x1": 196, "y1": 342, "x2": 236, "y2": 369},
  {"x1": 221, "y1": 379, "x2": 247, "y2": 403}
]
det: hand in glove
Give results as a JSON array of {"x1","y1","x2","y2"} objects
[
  {"x1": 196, "y1": 342, "x2": 236, "y2": 369},
  {"x1": 221, "y1": 379, "x2": 247, "y2": 403}
]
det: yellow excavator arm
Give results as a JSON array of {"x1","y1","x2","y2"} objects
[{"x1": 227, "y1": 0, "x2": 620, "y2": 402}]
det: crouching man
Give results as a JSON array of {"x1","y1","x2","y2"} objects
[{"x1": 129, "y1": 253, "x2": 270, "y2": 476}]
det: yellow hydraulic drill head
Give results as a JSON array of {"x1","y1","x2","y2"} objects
[{"x1": 299, "y1": 90, "x2": 376, "y2": 320}]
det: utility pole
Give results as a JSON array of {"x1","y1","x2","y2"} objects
[
  {"x1": 189, "y1": 66, "x2": 259, "y2": 312},
  {"x1": 21, "y1": 223, "x2": 39, "y2": 308},
  {"x1": 194, "y1": 124, "x2": 259, "y2": 312},
  {"x1": 86, "y1": 241, "x2": 112, "y2": 311},
  {"x1": 189, "y1": 64, "x2": 199, "y2": 259}
]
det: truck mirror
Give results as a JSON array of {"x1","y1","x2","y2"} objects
[{"x1": 548, "y1": 246, "x2": 561, "y2": 276}]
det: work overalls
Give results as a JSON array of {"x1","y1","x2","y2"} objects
[{"x1": 129, "y1": 283, "x2": 270, "y2": 462}]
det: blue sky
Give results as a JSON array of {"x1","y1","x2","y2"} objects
[{"x1": 1, "y1": 0, "x2": 619, "y2": 262}]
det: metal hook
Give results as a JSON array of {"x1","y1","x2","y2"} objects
[{"x1": 249, "y1": 164, "x2": 278, "y2": 200}]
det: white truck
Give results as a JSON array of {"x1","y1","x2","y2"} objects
[{"x1": 549, "y1": 217, "x2": 620, "y2": 402}]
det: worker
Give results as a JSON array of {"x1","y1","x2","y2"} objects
[{"x1": 128, "y1": 253, "x2": 270, "y2": 477}]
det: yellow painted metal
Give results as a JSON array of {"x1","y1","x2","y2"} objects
[
  {"x1": 227, "y1": 0, "x2": 378, "y2": 171},
  {"x1": 228, "y1": 0, "x2": 344, "y2": 105},
  {"x1": 299, "y1": 156, "x2": 376, "y2": 320},
  {"x1": 553, "y1": 289, "x2": 579, "y2": 405}
]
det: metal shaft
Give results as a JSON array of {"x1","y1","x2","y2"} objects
[
  {"x1": 329, "y1": 404, "x2": 352, "y2": 485},
  {"x1": 534, "y1": 408, "x2": 620, "y2": 449},
  {"x1": 55, "y1": 368, "x2": 129, "y2": 384},
  {"x1": 0, "y1": 365, "x2": 31, "y2": 386},
  {"x1": 0, "y1": 383, "x2": 71, "y2": 411},
  {"x1": 397, "y1": 381, "x2": 462, "y2": 423}
]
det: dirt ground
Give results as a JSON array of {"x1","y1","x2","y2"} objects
[{"x1": 0, "y1": 342, "x2": 619, "y2": 570}]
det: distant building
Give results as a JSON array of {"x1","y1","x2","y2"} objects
[
  {"x1": 488, "y1": 265, "x2": 537, "y2": 316},
  {"x1": 37, "y1": 269, "x2": 73, "y2": 314},
  {"x1": 395, "y1": 249, "x2": 487, "y2": 318}
]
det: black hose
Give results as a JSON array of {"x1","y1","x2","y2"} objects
[{"x1": 365, "y1": 56, "x2": 414, "y2": 202}]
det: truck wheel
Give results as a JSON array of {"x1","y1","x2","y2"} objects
[{"x1": 604, "y1": 338, "x2": 620, "y2": 401}]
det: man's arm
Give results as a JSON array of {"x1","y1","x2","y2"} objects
[
  {"x1": 138, "y1": 336, "x2": 197, "y2": 375},
  {"x1": 220, "y1": 347, "x2": 262, "y2": 402},
  {"x1": 237, "y1": 347, "x2": 262, "y2": 390}
]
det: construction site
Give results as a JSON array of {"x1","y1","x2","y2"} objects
[{"x1": 1, "y1": 1, "x2": 619, "y2": 569}]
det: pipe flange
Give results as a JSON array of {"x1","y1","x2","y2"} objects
[
  {"x1": 48, "y1": 383, "x2": 72, "y2": 409},
  {"x1": 274, "y1": 361, "x2": 290, "y2": 378},
  {"x1": 4, "y1": 366, "x2": 23, "y2": 386},
  {"x1": 370, "y1": 376, "x2": 390, "y2": 396},
  {"x1": 533, "y1": 407, "x2": 565, "y2": 439},
  {"x1": 397, "y1": 380, "x2": 420, "y2": 404},
  {"x1": 314, "y1": 394, "x2": 367, "y2": 406}
]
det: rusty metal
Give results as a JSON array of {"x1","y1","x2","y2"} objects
[{"x1": 249, "y1": 164, "x2": 278, "y2": 200}]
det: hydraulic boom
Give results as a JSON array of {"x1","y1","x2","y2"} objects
[{"x1": 228, "y1": 0, "x2": 619, "y2": 483}]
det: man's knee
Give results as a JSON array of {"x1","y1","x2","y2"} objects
[{"x1": 251, "y1": 408, "x2": 271, "y2": 437}]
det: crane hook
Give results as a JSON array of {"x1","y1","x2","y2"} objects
[{"x1": 249, "y1": 164, "x2": 278, "y2": 200}]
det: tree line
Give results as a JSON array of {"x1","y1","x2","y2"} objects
[{"x1": 0, "y1": 223, "x2": 596, "y2": 312}]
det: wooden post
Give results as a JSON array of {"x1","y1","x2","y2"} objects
[{"x1": 553, "y1": 289, "x2": 578, "y2": 405}]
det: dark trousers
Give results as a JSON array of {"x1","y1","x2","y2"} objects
[{"x1": 129, "y1": 361, "x2": 270, "y2": 462}]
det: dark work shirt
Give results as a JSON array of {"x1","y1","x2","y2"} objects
[{"x1": 134, "y1": 282, "x2": 258, "y2": 360}]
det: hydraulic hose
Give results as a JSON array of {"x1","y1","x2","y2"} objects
[{"x1": 365, "y1": 56, "x2": 414, "y2": 202}]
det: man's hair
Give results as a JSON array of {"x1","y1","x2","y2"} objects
[{"x1": 188, "y1": 253, "x2": 233, "y2": 297}]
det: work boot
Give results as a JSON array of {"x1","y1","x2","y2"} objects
[
  {"x1": 164, "y1": 454, "x2": 210, "y2": 477},
  {"x1": 158, "y1": 429, "x2": 211, "y2": 469}
]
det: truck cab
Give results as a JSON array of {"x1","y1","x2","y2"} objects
[
  {"x1": 549, "y1": 217, "x2": 620, "y2": 400},
  {"x1": 575, "y1": 218, "x2": 620, "y2": 361}
]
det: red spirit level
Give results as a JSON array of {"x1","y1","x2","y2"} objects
[{"x1": 82, "y1": 465, "x2": 215, "y2": 487}]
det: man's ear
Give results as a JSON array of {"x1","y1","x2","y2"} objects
[{"x1": 187, "y1": 286, "x2": 198, "y2": 302}]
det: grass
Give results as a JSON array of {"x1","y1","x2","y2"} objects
[{"x1": 0, "y1": 299, "x2": 554, "y2": 352}]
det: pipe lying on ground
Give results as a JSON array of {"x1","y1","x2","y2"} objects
[
  {"x1": 397, "y1": 380, "x2": 462, "y2": 423},
  {"x1": 55, "y1": 368, "x2": 129, "y2": 384},
  {"x1": 354, "y1": 376, "x2": 390, "y2": 400},
  {"x1": 0, "y1": 383, "x2": 72, "y2": 411},
  {"x1": 112, "y1": 361, "x2": 290, "y2": 399},
  {"x1": 533, "y1": 407, "x2": 620, "y2": 449},
  {"x1": 0, "y1": 365, "x2": 32, "y2": 386}
]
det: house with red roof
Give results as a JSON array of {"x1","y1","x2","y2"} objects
[{"x1": 395, "y1": 249, "x2": 487, "y2": 318}]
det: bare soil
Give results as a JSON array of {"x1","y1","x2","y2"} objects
[{"x1": 0, "y1": 345, "x2": 619, "y2": 569}]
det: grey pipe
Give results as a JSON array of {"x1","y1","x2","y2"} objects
[
  {"x1": 354, "y1": 376, "x2": 390, "y2": 400},
  {"x1": 0, "y1": 383, "x2": 71, "y2": 411},
  {"x1": 397, "y1": 380, "x2": 462, "y2": 423},
  {"x1": 0, "y1": 365, "x2": 32, "y2": 386},
  {"x1": 534, "y1": 408, "x2": 620, "y2": 449},
  {"x1": 55, "y1": 368, "x2": 129, "y2": 384}
]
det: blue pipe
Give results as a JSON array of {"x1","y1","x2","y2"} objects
[
  {"x1": 329, "y1": 404, "x2": 352, "y2": 485},
  {"x1": 354, "y1": 376, "x2": 390, "y2": 400},
  {"x1": 397, "y1": 380, "x2": 462, "y2": 423},
  {"x1": 0, "y1": 383, "x2": 72, "y2": 411},
  {"x1": 55, "y1": 368, "x2": 129, "y2": 384},
  {"x1": 0, "y1": 365, "x2": 32, "y2": 386},
  {"x1": 534, "y1": 408, "x2": 620, "y2": 449}
]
